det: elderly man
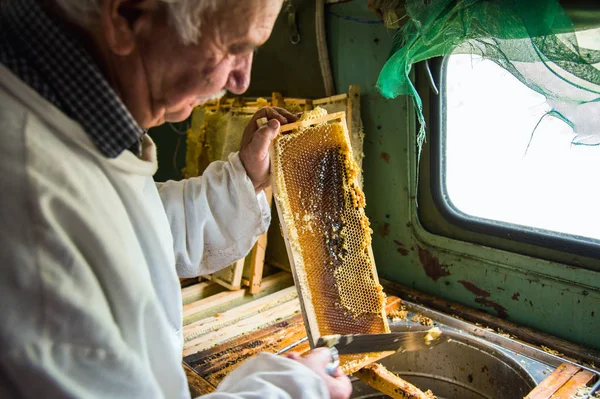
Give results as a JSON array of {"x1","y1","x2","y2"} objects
[{"x1": 0, "y1": 0, "x2": 352, "y2": 398}]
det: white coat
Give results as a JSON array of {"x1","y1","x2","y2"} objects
[{"x1": 0, "y1": 66, "x2": 328, "y2": 399}]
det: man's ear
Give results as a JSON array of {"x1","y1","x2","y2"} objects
[{"x1": 101, "y1": 0, "x2": 159, "y2": 56}]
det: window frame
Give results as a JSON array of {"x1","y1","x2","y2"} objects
[{"x1": 421, "y1": 56, "x2": 600, "y2": 264}]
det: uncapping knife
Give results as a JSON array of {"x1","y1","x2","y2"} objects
[{"x1": 316, "y1": 327, "x2": 443, "y2": 355}]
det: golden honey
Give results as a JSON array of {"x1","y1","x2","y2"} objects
[{"x1": 271, "y1": 108, "x2": 389, "y2": 374}]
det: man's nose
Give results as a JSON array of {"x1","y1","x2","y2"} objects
[{"x1": 225, "y1": 53, "x2": 252, "y2": 95}]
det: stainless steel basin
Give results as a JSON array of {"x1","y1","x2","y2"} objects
[{"x1": 351, "y1": 329, "x2": 537, "y2": 399}]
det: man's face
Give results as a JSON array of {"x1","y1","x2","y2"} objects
[{"x1": 105, "y1": 0, "x2": 283, "y2": 128}]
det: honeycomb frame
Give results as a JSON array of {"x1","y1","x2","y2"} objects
[{"x1": 270, "y1": 109, "x2": 390, "y2": 374}]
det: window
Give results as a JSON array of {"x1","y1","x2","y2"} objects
[{"x1": 440, "y1": 54, "x2": 600, "y2": 245}]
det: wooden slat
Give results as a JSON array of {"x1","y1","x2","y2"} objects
[
  {"x1": 183, "y1": 363, "x2": 215, "y2": 396},
  {"x1": 182, "y1": 281, "x2": 225, "y2": 306},
  {"x1": 312, "y1": 93, "x2": 348, "y2": 105},
  {"x1": 346, "y1": 84, "x2": 363, "y2": 183},
  {"x1": 183, "y1": 286, "x2": 298, "y2": 343},
  {"x1": 184, "y1": 291, "x2": 410, "y2": 388},
  {"x1": 246, "y1": 187, "x2": 273, "y2": 294},
  {"x1": 183, "y1": 272, "x2": 294, "y2": 325},
  {"x1": 524, "y1": 363, "x2": 581, "y2": 399},
  {"x1": 355, "y1": 363, "x2": 434, "y2": 399},
  {"x1": 206, "y1": 258, "x2": 245, "y2": 291},
  {"x1": 194, "y1": 317, "x2": 307, "y2": 380},
  {"x1": 183, "y1": 298, "x2": 301, "y2": 356},
  {"x1": 278, "y1": 111, "x2": 345, "y2": 133},
  {"x1": 180, "y1": 278, "x2": 200, "y2": 288},
  {"x1": 272, "y1": 92, "x2": 284, "y2": 108},
  {"x1": 283, "y1": 98, "x2": 309, "y2": 105},
  {"x1": 186, "y1": 314, "x2": 307, "y2": 386},
  {"x1": 551, "y1": 370, "x2": 597, "y2": 398}
]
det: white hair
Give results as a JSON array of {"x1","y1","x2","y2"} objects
[{"x1": 53, "y1": 0, "x2": 217, "y2": 44}]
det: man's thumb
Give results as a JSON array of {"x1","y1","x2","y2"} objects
[{"x1": 246, "y1": 119, "x2": 280, "y2": 156}]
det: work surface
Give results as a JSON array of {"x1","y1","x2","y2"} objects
[{"x1": 180, "y1": 273, "x2": 600, "y2": 398}]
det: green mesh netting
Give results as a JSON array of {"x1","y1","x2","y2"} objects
[{"x1": 377, "y1": 0, "x2": 600, "y2": 149}]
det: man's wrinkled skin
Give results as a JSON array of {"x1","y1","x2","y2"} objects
[{"x1": 55, "y1": 0, "x2": 353, "y2": 397}]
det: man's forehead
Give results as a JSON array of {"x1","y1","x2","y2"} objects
[{"x1": 212, "y1": 0, "x2": 283, "y2": 46}]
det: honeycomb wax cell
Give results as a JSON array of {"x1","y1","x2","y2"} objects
[{"x1": 271, "y1": 108, "x2": 389, "y2": 374}]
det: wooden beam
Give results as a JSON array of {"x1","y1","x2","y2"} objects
[
  {"x1": 525, "y1": 363, "x2": 581, "y2": 399},
  {"x1": 552, "y1": 370, "x2": 597, "y2": 398}
]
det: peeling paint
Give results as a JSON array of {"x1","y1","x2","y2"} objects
[
  {"x1": 475, "y1": 298, "x2": 508, "y2": 319},
  {"x1": 511, "y1": 292, "x2": 520, "y2": 301},
  {"x1": 458, "y1": 280, "x2": 508, "y2": 319},
  {"x1": 379, "y1": 222, "x2": 391, "y2": 237},
  {"x1": 418, "y1": 247, "x2": 451, "y2": 281},
  {"x1": 380, "y1": 152, "x2": 391, "y2": 164},
  {"x1": 393, "y1": 240, "x2": 410, "y2": 256},
  {"x1": 458, "y1": 280, "x2": 489, "y2": 297}
]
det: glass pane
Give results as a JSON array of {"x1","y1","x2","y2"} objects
[{"x1": 444, "y1": 54, "x2": 600, "y2": 241}]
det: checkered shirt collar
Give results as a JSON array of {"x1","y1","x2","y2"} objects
[{"x1": 0, "y1": 0, "x2": 144, "y2": 158}]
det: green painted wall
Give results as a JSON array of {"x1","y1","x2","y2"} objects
[
  {"x1": 327, "y1": 1, "x2": 599, "y2": 350},
  {"x1": 151, "y1": 0, "x2": 599, "y2": 350}
]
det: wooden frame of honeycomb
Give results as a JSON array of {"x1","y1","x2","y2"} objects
[{"x1": 270, "y1": 108, "x2": 390, "y2": 374}]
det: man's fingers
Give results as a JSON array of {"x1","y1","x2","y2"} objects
[
  {"x1": 270, "y1": 107, "x2": 298, "y2": 123},
  {"x1": 246, "y1": 120, "x2": 280, "y2": 160},
  {"x1": 250, "y1": 106, "x2": 298, "y2": 126},
  {"x1": 261, "y1": 109, "x2": 288, "y2": 126},
  {"x1": 241, "y1": 107, "x2": 290, "y2": 149},
  {"x1": 285, "y1": 352, "x2": 302, "y2": 360},
  {"x1": 332, "y1": 367, "x2": 345, "y2": 378},
  {"x1": 307, "y1": 347, "x2": 335, "y2": 367}
]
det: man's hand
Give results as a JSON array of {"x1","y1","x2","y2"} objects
[
  {"x1": 239, "y1": 107, "x2": 298, "y2": 193},
  {"x1": 286, "y1": 348, "x2": 353, "y2": 399}
]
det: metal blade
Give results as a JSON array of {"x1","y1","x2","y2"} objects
[{"x1": 316, "y1": 328, "x2": 443, "y2": 355}]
